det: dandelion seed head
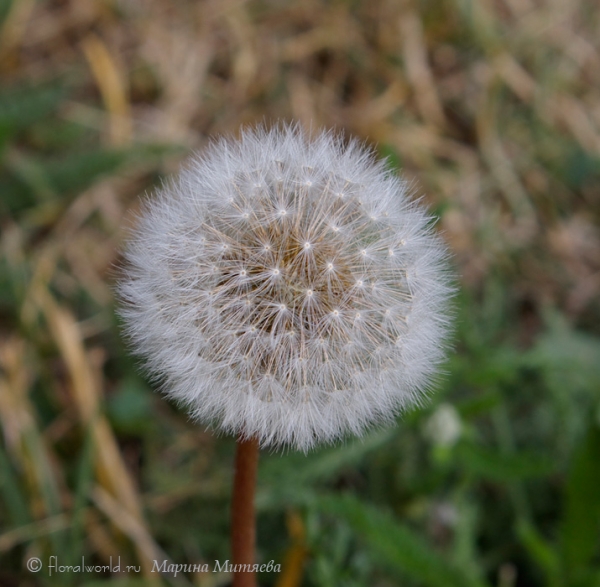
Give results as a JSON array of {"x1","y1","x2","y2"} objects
[{"x1": 118, "y1": 124, "x2": 454, "y2": 451}]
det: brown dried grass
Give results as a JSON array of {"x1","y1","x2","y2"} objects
[{"x1": 0, "y1": 0, "x2": 599, "y2": 583}]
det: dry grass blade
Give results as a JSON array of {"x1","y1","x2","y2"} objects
[
  {"x1": 0, "y1": 514, "x2": 70, "y2": 552},
  {"x1": 400, "y1": 9, "x2": 446, "y2": 129},
  {"x1": 0, "y1": 0, "x2": 36, "y2": 57},
  {"x1": 91, "y1": 485, "x2": 192, "y2": 587},
  {"x1": 275, "y1": 510, "x2": 308, "y2": 587},
  {"x1": 34, "y1": 287, "x2": 160, "y2": 579},
  {"x1": 82, "y1": 33, "x2": 132, "y2": 146},
  {"x1": 1, "y1": 0, "x2": 599, "y2": 582},
  {"x1": 0, "y1": 337, "x2": 63, "y2": 522}
]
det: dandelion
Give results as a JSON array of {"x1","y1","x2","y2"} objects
[
  {"x1": 118, "y1": 123, "x2": 453, "y2": 586},
  {"x1": 425, "y1": 403, "x2": 462, "y2": 448}
]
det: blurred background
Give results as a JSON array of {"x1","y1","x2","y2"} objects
[{"x1": 1, "y1": 0, "x2": 599, "y2": 586}]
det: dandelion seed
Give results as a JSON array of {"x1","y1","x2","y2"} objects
[{"x1": 118, "y1": 123, "x2": 454, "y2": 452}]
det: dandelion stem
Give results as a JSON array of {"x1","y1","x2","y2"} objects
[{"x1": 232, "y1": 434, "x2": 259, "y2": 587}]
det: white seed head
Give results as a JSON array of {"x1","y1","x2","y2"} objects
[
  {"x1": 425, "y1": 403, "x2": 462, "y2": 447},
  {"x1": 118, "y1": 124, "x2": 454, "y2": 451}
]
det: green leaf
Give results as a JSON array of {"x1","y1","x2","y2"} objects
[
  {"x1": 455, "y1": 391, "x2": 502, "y2": 419},
  {"x1": 526, "y1": 312, "x2": 600, "y2": 396},
  {"x1": 0, "y1": 0, "x2": 13, "y2": 26},
  {"x1": 517, "y1": 521, "x2": 561, "y2": 587},
  {"x1": 0, "y1": 82, "x2": 67, "y2": 143},
  {"x1": 107, "y1": 378, "x2": 154, "y2": 433},
  {"x1": 0, "y1": 441, "x2": 31, "y2": 527},
  {"x1": 3, "y1": 149, "x2": 57, "y2": 201},
  {"x1": 257, "y1": 428, "x2": 395, "y2": 509},
  {"x1": 457, "y1": 443, "x2": 554, "y2": 480},
  {"x1": 0, "y1": 149, "x2": 127, "y2": 218},
  {"x1": 564, "y1": 147, "x2": 600, "y2": 189},
  {"x1": 561, "y1": 423, "x2": 600, "y2": 579},
  {"x1": 44, "y1": 149, "x2": 128, "y2": 197},
  {"x1": 315, "y1": 493, "x2": 488, "y2": 587}
]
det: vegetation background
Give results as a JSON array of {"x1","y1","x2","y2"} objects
[{"x1": 1, "y1": 0, "x2": 599, "y2": 586}]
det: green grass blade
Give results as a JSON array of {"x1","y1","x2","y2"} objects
[
  {"x1": 457, "y1": 443, "x2": 554, "y2": 481},
  {"x1": 0, "y1": 440, "x2": 31, "y2": 527},
  {"x1": 315, "y1": 493, "x2": 489, "y2": 587},
  {"x1": 0, "y1": 82, "x2": 67, "y2": 142},
  {"x1": 517, "y1": 521, "x2": 561, "y2": 587},
  {"x1": 561, "y1": 422, "x2": 600, "y2": 581},
  {"x1": 258, "y1": 428, "x2": 395, "y2": 509}
]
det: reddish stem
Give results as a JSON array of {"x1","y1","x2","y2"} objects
[{"x1": 232, "y1": 435, "x2": 259, "y2": 587}]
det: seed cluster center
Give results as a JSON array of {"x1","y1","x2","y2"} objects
[{"x1": 191, "y1": 176, "x2": 411, "y2": 395}]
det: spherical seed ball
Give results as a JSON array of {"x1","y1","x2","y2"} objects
[{"x1": 118, "y1": 124, "x2": 453, "y2": 451}]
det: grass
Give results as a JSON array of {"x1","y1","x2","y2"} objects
[{"x1": 1, "y1": 0, "x2": 599, "y2": 586}]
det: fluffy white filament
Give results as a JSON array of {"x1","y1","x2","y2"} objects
[{"x1": 119, "y1": 124, "x2": 453, "y2": 451}]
